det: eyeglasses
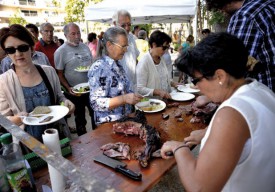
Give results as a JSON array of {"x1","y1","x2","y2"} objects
[
  {"x1": 111, "y1": 42, "x2": 128, "y2": 51},
  {"x1": 162, "y1": 45, "x2": 170, "y2": 50},
  {"x1": 191, "y1": 76, "x2": 205, "y2": 85},
  {"x1": 4, "y1": 44, "x2": 30, "y2": 54},
  {"x1": 120, "y1": 23, "x2": 132, "y2": 28}
]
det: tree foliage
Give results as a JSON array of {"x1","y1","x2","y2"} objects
[
  {"x1": 64, "y1": 0, "x2": 102, "y2": 23},
  {"x1": 9, "y1": 10, "x2": 27, "y2": 25}
]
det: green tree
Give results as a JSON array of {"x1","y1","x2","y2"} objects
[
  {"x1": 9, "y1": 11, "x2": 27, "y2": 25},
  {"x1": 64, "y1": 0, "x2": 102, "y2": 23}
]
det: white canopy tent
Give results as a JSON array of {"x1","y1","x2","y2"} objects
[{"x1": 84, "y1": 0, "x2": 196, "y2": 24}]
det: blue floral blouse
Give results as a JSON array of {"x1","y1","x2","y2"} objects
[{"x1": 88, "y1": 56, "x2": 133, "y2": 125}]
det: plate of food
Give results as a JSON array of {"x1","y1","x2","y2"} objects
[
  {"x1": 135, "y1": 99, "x2": 166, "y2": 113},
  {"x1": 22, "y1": 105, "x2": 69, "y2": 126},
  {"x1": 170, "y1": 92, "x2": 195, "y2": 101},
  {"x1": 177, "y1": 84, "x2": 200, "y2": 93},
  {"x1": 72, "y1": 83, "x2": 90, "y2": 94},
  {"x1": 74, "y1": 66, "x2": 90, "y2": 72}
]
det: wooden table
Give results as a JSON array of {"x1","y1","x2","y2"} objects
[{"x1": 33, "y1": 100, "x2": 206, "y2": 192}]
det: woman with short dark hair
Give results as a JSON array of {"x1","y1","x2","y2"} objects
[
  {"x1": 161, "y1": 32, "x2": 275, "y2": 191},
  {"x1": 0, "y1": 24, "x2": 75, "y2": 141},
  {"x1": 136, "y1": 30, "x2": 178, "y2": 99}
]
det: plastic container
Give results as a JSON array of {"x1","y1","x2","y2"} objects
[
  {"x1": 0, "y1": 133, "x2": 36, "y2": 192},
  {"x1": 0, "y1": 157, "x2": 10, "y2": 192}
]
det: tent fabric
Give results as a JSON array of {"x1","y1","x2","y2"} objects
[{"x1": 85, "y1": 0, "x2": 196, "y2": 24}]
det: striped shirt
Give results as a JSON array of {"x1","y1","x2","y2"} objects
[{"x1": 227, "y1": 0, "x2": 275, "y2": 92}]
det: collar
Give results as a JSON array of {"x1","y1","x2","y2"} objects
[{"x1": 39, "y1": 38, "x2": 55, "y2": 46}]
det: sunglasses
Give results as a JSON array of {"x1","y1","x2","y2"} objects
[
  {"x1": 162, "y1": 45, "x2": 170, "y2": 50},
  {"x1": 4, "y1": 44, "x2": 30, "y2": 54},
  {"x1": 120, "y1": 23, "x2": 132, "y2": 28},
  {"x1": 191, "y1": 76, "x2": 205, "y2": 85}
]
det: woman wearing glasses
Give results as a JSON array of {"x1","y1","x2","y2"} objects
[
  {"x1": 161, "y1": 33, "x2": 275, "y2": 191},
  {"x1": 136, "y1": 30, "x2": 179, "y2": 99},
  {"x1": 0, "y1": 24, "x2": 74, "y2": 142},
  {"x1": 88, "y1": 27, "x2": 142, "y2": 125}
]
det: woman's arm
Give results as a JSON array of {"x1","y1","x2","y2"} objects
[{"x1": 161, "y1": 107, "x2": 250, "y2": 191}]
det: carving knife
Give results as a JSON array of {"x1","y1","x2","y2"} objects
[{"x1": 93, "y1": 154, "x2": 142, "y2": 181}]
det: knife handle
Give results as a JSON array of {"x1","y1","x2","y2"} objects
[{"x1": 115, "y1": 165, "x2": 142, "y2": 181}]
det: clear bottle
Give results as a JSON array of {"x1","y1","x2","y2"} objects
[
  {"x1": 0, "y1": 156, "x2": 10, "y2": 192},
  {"x1": 0, "y1": 133, "x2": 36, "y2": 192}
]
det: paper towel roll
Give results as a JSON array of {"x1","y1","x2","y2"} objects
[{"x1": 42, "y1": 128, "x2": 65, "y2": 192}]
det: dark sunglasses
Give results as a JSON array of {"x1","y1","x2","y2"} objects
[
  {"x1": 120, "y1": 23, "x2": 132, "y2": 28},
  {"x1": 162, "y1": 45, "x2": 170, "y2": 50},
  {"x1": 4, "y1": 44, "x2": 30, "y2": 54},
  {"x1": 191, "y1": 76, "x2": 205, "y2": 85}
]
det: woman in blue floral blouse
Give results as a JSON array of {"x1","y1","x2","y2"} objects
[{"x1": 88, "y1": 27, "x2": 142, "y2": 125}]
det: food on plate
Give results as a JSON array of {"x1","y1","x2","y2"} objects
[
  {"x1": 75, "y1": 66, "x2": 89, "y2": 71},
  {"x1": 32, "y1": 106, "x2": 51, "y2": 114},
  {"x1": 113, "y1": 110, "x2": 161, "y2": 167},
  {"x1": 39, "y1": 116, "x2": 54, "y2": 123},
  {"x1": 140, "y1": 97, "x2": 149, "y2": 102},
  {"x1": 101, "y1": 142, "x2": 130, "y2": 160},
  {"x1": 73, "y1": 85, "x2": 90, "y2": 93},
  {"x1": 138, "y1": 101, "x2": 162, "y2": 111}
]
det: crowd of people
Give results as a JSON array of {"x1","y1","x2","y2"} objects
[{"x1": 0, "y1": 0, "x2": 275, "y2": 190}]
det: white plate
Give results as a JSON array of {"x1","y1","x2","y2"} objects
[
  {"x1": 170, "y1": 92, "x2": 195, "y2": 101},
  {"x1": 23, "y1": 105, "x2": 69, "y2": 126},
  {"x1": 72, "y1": 82, "x2": 89, "y2": 94},
  {"x1": 177, "y1": 84, "x2": 200, "y2": 93},
  {"x1": 135, "y1": 99, "x2": 166, "y2": 113}
]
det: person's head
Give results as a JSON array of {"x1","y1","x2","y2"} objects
[
  {"x1": 202, "y1": 29, "x2": 211, "y2": 38},
  {"x1": 40, "y1": 22, "x2": 54, "y2": 44},
  {"x1": 133, "y1": 25, "x2": 140, "y2": 36},
  {"x1": 58, "y1": 38, "x2": 64, "y2": 46},
  {"x1": 25, "y1": 23, "x2": 39, "y2": 41},
  {"x1": 138, "y1": 30, "x2": 147, "y2": 40},
  {"x1": 98, "y1": 31, "x2": 104, "y2": 40},
  {"x1": 206, "y1": 0, "x2": 244, "y2": 15},
  {"x1": 63, "y1": 23, "x2": 81, "y2": 46},
  {"x1": 175, "y1": 32, "x2": 248, "y2": 102},
  {"x1": 0, "y1": 24, "x2": 34, "y2": 66},
  {"x1": 53, "y1": 35, "x2": 58, "y2": 44},
  {"x1": 103, "y1": 26, "x2": 128, "y2": 61},
  {"x1": 149, "y1": 30, "x2": 172, "y2": 57},
  {"x1": 186, "y1": 35, "x2": 194, "y2": 43},
  {"x1": 112, "y1": 9, "x2": 132, "y2": 34},
  {"x1": 88, "y1": 32, "x2": 97, "y2": 43}
]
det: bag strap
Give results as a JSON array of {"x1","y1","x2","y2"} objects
[{"x1": 35, "y1": 65, "x2": 55, "y2": 105}]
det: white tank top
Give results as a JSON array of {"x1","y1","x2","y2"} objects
[{"x1": 201, "y1": 79, "x2": 275, "y2": 192}]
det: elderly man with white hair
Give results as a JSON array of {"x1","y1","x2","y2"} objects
[{"x1": 112, "y1": 9, "x2": 140, "y2": 89}]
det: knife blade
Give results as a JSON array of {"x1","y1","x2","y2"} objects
[{"x1": 93, "y1": 154, "x2": 142, "y2": 181}]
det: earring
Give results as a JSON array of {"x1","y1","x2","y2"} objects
[{"x1": 219, "y1": 82, "x2": 223, "y2": 85}]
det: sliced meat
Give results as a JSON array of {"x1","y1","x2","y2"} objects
[{"x1": 101, "y1": 142, "x2": 130, "y2": 160}]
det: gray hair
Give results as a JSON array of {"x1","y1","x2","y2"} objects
[
  {"x1": 63, "y1": 22, "x2": 79, "y2": 36},
  {"x1": 103, "y1": 27, "x2": 127, "y2": 55},
  {"x1": 39, "y1": 22, "x2": 54, "y2": 33},
  {"x1": 112, "y1": 9, "x2": 132, "y2": 25}
]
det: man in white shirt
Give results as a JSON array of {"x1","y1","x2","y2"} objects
[{"x1": 112, "y1": 9, "x2": 140, "y2": 89}]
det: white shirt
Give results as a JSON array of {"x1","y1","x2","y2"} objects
[
  {"x1": 201, "y1": 79, "x2": 275, "y2": 192},
  {"x1": 119, "y1": 33, "x2": 139, "y2": 89},
  {"x1": 136, "y1": 51, "x2": 171, "y2": 96}
]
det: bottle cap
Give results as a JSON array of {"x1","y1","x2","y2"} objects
[{"x1": 0, "y1": 133, "x2": 12, "y2": 145}]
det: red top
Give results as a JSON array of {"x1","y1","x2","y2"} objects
[{"x1": 34, "y1": 39, "x2": 59, "y2": 68}]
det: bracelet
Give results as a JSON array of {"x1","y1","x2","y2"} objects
[{"x1": 173, "y1": 145, "x2": 189, "y2": 155}]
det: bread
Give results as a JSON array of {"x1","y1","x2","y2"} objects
[{"x1": 32, "y1": 106, "x2": 51, "y2": 114}]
